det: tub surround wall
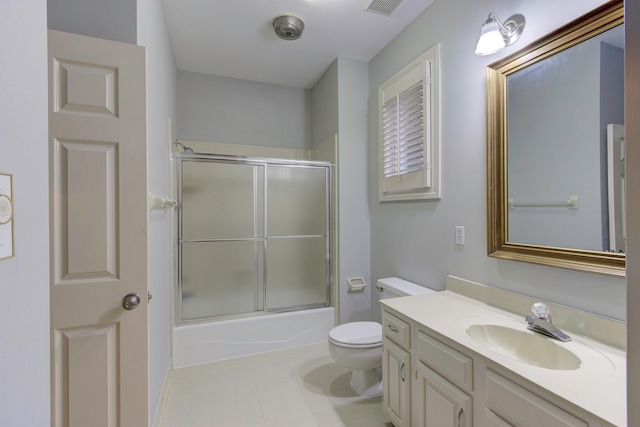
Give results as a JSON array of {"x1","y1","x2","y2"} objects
[
  {"x1": 368, "y1": 0, "x2": 625, "y2": 321},
  {"x1": 176, "y1": 140, "x2": 312, "y2": 160}
]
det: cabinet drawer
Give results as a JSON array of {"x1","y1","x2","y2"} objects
[
  {"x1": 485, "y1": 369, "x2": 589, "y2": 427},
  {"x1": 383, "y1": 311, "x2": 411, "y2": 349},
  {"x1": 416, "y1": 329, "x2": 473, "y2": 390}
]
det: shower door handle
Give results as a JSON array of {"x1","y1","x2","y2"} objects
[{"x1": 122, "y1": 293, "x2": 141, "y2": 310}]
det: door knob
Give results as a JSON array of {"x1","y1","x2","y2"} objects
[{"x1": 122, "y1": 293, "x2": 141, "y2": 310}]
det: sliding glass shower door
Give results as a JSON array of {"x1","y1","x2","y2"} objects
[{"x1": 177, "y1": 156, "x2": 331, "y2": 323}]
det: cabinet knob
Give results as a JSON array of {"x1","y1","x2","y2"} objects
[{"x1": 458, "y1": 407, "x2": 465, "y2": 427}]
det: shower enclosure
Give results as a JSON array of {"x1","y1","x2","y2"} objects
[{"x1": 176, "y1": 153, "x2": 332, "y2": 323}]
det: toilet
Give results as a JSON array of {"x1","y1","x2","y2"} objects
[{"x1": 328, "y1": 277, "x2": 436, "y2": 397}]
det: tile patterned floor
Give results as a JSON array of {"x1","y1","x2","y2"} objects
[{"x1": 156, "y1": 342, "x2": 393, "y2": 427}]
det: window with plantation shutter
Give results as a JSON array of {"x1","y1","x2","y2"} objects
[
  {"x1": 383, "y1": 82, "x2": 426, "y2": 179},
  {"x1": 378, "y1": 44, "x2": 441, "y2": 201}
]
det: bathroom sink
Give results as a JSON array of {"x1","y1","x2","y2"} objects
[
  {"x1": 454, "y1": 316, "x2": 614, "y2": 374},
  {"x1": 465, "y1": 323, "x2": 581, "y2": 370}
]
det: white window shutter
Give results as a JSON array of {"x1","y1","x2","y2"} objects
[
  {"x1": 397, "y1": 82, "x2": 424, "y2": 176},
  {"x1": 382, "y1": 97, "x2": 399, "y2": 178},
  {"x1": 378, "y1": 44, "x2": 440, "y2": 201}
]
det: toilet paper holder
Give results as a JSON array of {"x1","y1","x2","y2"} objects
[{"x1": 347, "y1": 277, "x2": 367, "y2": 293}]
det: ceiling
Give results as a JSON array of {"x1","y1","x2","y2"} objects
[{"x1": 161, "y1": 0, "x2": 434, "y2": 89}]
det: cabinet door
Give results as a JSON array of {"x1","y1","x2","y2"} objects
[
  {"x1": 383, "y1": 339, "x2": 411, "y2": 427},
  {"x1": 485, "y1": 408, "x2": 514, "y2": 427},
  {"x1": 414, "y1": 363, "x2": 472, "y2": 427}
]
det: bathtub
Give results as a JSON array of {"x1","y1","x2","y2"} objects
[{"x1": 173, "y1": 307, "x2": 335, "y2": 367}]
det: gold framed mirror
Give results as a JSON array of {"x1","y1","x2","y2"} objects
[{"x1": 486, "y1": 0, "x2": 625, "y2": 277}]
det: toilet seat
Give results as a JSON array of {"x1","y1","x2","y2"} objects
[{"x1": 328, "y1": 321, "x2": 382, "y2": 349}]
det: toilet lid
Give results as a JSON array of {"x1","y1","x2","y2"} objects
[{"x1": 329, "y1": 321, "x2": 382, "y2": 346}]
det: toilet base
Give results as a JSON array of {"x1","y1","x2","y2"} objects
[{"x1": 350, "y1": 368, "x2": 383, "y2": 397}]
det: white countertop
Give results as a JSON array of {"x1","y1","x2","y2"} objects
[{"x1": 381, "y1": 290, "x2": 627, "y2": 427}]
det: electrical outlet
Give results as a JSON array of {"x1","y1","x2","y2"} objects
[{"x1": 455, "y1": 226, "x2": 465, "y2": 245}]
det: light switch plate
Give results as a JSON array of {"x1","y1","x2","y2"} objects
[{"x1": 455, "y1": 226, "x2": 465, "y2": 245}]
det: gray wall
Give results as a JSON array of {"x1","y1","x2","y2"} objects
[
  {"x1": 311, "y1": 57, "x2": 372, "y2": 323},
  {"x1": 136, "y1": 0, "x2": 178, "y2": 424},
  {"x1": 48, "y1": 0, "x2": 136, "y2": 44},
  {"x1": 368, "y1": 0, "x2": 626, "y2": 321},
  {"x1": 177, "y1": 71, "x2": 312, "y2": 148},
  {"x1": 0, "y1": 2, "x2": 50, "y2": 425},
  {"x1": 311, "y1": 60, "x2": 339, "y2": 146},
  {"x1": 336, "y1": 58, "x2": 372, "y2": 323}
]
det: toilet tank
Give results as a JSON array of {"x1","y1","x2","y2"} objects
[{"x1": 377, "y1": 277, "x2": 436, "y2": 300}]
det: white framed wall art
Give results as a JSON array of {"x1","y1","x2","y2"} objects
[{"x1": 0, "y1": 173, "x2": 14, "y2": 260}]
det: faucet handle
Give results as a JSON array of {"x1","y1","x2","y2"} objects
[{"x1": 531, "y1": 302, "x2": 551, "y2": 320}]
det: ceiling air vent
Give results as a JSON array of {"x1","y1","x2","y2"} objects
[{"x1": 363, "y1": 0, "x2": 404, "y2": 16}]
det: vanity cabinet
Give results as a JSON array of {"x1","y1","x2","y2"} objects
[
  {"x1": 413, "y1": 363, "x2": 472, "y2": 427},
  {"x1": 413, "y1": 327, "x2": 473, "y2": 427},
  {"x1": 383, "y1": 338, "x2": 411, "y2": 427},
  {"x1": 382, "y1": 308, "x2": 473, "y2": 427},
  {"x1": 382, "y1": 311, "x2": 413, "y2": 427},
  {"x1": 382, "y1": 306, "x2": 615, "y2": 427}
]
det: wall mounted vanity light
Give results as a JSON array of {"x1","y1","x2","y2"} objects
[{"x1": 475, "y1": 13, "x2": 526, "y2": 56}]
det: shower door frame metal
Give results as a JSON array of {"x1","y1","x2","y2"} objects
[{"x1": 175, "y1": 152, "x2": 333, "y2": 325}]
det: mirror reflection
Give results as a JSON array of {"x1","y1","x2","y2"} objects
[
  {"x1": 506, "y1": 25, "x2": 625, "y2": 253},
  {"x1": 486, "y1": 0, "x2": 624, "y2": 276}
]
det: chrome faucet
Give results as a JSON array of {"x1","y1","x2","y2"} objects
[{"x1": 525, "y1": 302, "x2": 571, "y2": 342}]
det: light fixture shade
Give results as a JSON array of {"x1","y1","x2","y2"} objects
[{"x1": 475, "y1": 21, "x2": 505, "y2": 56}]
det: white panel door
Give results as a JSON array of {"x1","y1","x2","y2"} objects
[{"x1": 48, "y1": 30, "x2": 148, "y2": 427}]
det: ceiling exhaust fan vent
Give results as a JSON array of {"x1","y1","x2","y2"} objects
[
  {"x1": 273, "y1": 15, "x2": 305, "y2": 41},
  {"x1": 363, "y1": 0, "x2": 404, "y2": 16}
]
